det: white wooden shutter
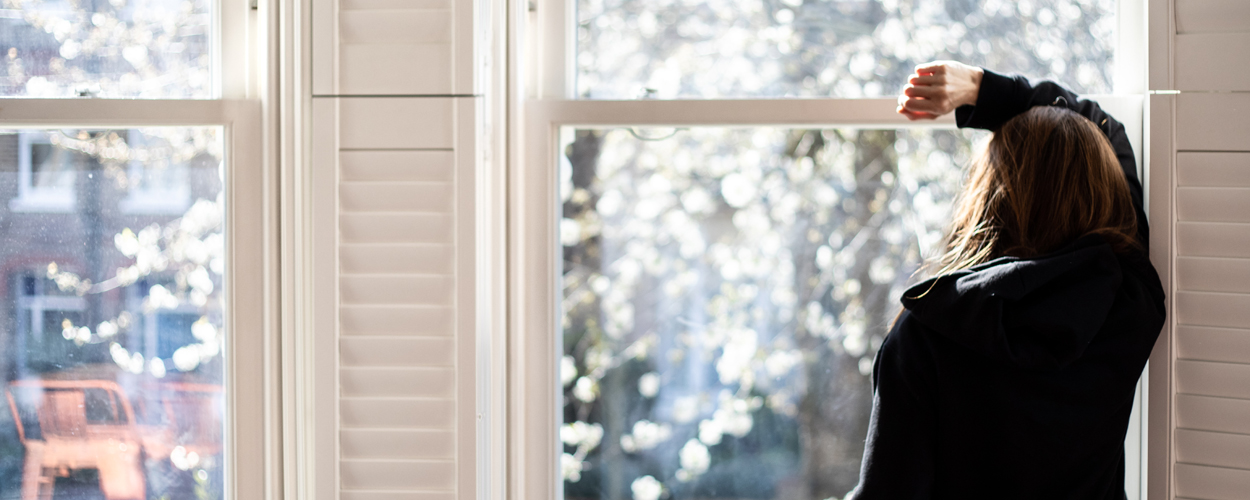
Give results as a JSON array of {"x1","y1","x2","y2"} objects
[
  {"x1": 1151, "y1": 1, "x2": 1250, "y2": 499},
  {"x1": 309, "y1": 0, "x2": 488, "y2": 496}
]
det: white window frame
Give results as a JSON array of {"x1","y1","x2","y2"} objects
[
  {"x1": 0, "y1": 0, "x2": 275, "y2": 494},
  {"x1": 507, "y1": 0, "x2": 1151, "y2": 499}
]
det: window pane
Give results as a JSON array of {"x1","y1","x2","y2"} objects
[
  {"x1": 559, "y1": 126, "x2": 985, "y2": 499},
  {"x1": 1, "y1": 0, "x2": 214, "y2": 98},
  {"x1": 0, "y1": 128, "x2": 225, "y2": 499},
  {"x1": 577, "y1": 0, "x2": 1115, "y2": 99}
]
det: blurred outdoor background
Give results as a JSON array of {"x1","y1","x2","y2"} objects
[{"x1": 560, "y1": 1, "x2": 1117, "y2": 500}]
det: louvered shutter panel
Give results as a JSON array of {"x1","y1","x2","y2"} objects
[
  {"x1": 1152, "y1": 1, "x2": 1250, "y2": 498},
  {"x1": 310, "y1": 0, "x2": 485, "y2": 496}
]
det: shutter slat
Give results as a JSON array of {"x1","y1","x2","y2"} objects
[
  {"x1": 341, "y1": 429, "x2": 456, "y2": 459},
  {"x1": 1177, "y1": 222, "x2": 1250, "y2": 258},
  {"x1": 1176, "y1": 187, "x2": 1250, "y2": 223},
  {"x1": 1177, "y1": 394, "x2": 1250, "y2": 435},
  {"x1": 340, "y1": 45, "x2": 453, "y2": 95},
  {"x1": 340, "y1": 182, "x2": 453, "y2": 213},
  {"x1": 1176, "y1": 360, "x2": 1250, "y2": 399},
  {"x1": 341, "y1": 367, "x2": 454, "y2": 398},
  {"x1": 1176, "y1": 0, "x2": 1250, "y2": 34},
  {"x1": 1176, "y1": 257, "x2": 1250, "y2": 293},
  {"x1": 340, "y1": 398, "x2": 455, "y2": 429},
  {"x1": 1177, "y1": 152, "x2": 1250, "y2": 187},
  {"x1": 341, "y1": 151, "x2": 454, "y2": 182},
  {"x1": 1176, "y1": 291, "x2": 1250, "y2": 329},
  {"x1": 1176, "y1": 93, "x2": 1250, "y2": 151},
  {"x1": 1177, "y1": 429, "x2": 1250, "y2": 470},
  {"x1": 340, "y1": 98, "x2": 454, "y2": 149},
  {"x1": 1175, "y1": 33, "x2": 1250, "y2": 91},
  {"x1": 339, "y1": 10, "x2": 452, "y2": 44},
  {"x1": 341, "y1": 460, "x2": 456, "y2": 490},
  {"x1": 341, "y1": 275, "x2": 453, "y2": 305},
  {"x1": 342, "y1": 492, "x2": 455, "y2": 500},
  {"x1": 341, "y1": 244, "x2": 454, "y2": 274},
  {"x1": 1178, "y1": 325, "x2": 1250, "y2": 364},
  {"x1": 340, "y1": 214, "x2": 453, "y2": 244},
  {"x1": 340, "y1": 0, "x2": 449, "y2": 9},
  {"x1": 340, "y1": 305, "x2": 453, "y2": 336},
  {"x1": 1175, "y1": 463, "x2": 1250, "y2": 500},
  {"x1": 341, "y1": 337, "x2": 455, "y2": 367}
]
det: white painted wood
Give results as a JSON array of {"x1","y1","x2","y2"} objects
[
  {"x1": 529, "y1": 98, "x2": 957, "y2": 127},
  {"x1": 339, "y1": 214, "x2": 454, "y2": 244},
  {"x1": 1175, "y1": 360, "x2": 1250, "y2": 399},
  {"x1": 341, "y1": 491, "x2": 456, "y2": 500},
  {"x1": 341, "y1": 244, "x2": 454, "y2": 274},
  {"x1": 340, "y1": 460, "x2": 456, "y2": 490},
  {"x1": 1177, "y1": 152, "x2": 1250, "y2": 187},
  {"x1": 340, "y1": 151, "x2": 455, "y2": 182},
  {"x1": 340, "y1": 182, "x2": 454, "y2": 213},
  {"x1": 339, "y1": 10, "x2": 452, "y2": 44},
  {"x1": 1176, "y1": 257, "x2": 1250, "y2": 293},
  {"x1": 453, "y1": 0, "x2": 474, "y2": 95},
  {"x1": 0, "y1": 99, "x2": 227, "y2": 126},
  {"x1": 1148, "y1": 0, "x2": 1173, "y2": 90},
  {"x1": 1176, "y1": 0, "x2": 1250, "y2": 34},
  {"x1": 340, "y1": 397, "x2": 455, "y2": 428},
  {"x1": 341, "y1": 367, "x2": 455, "y2": 397},
  {"x1": 1176, "y1": 429, "x2": 1250, "y2": 470},
  {"x1": 341, "y1": 429, "x2": 456, "y2": 459},
  {"x1": 340, "y1": 275, "x2": 454, "y2": 305},
  {"x1": 1146, "y1": 92, "x2": 1174, "y2": 500},
  {"x1": 1175, "y1": 93, "x2": 1250, "y2": 151},
  {"x1": 341, "y1": 0, "x2": 449, "y2": 9},
  {"x1": 1177, "y1": 325, "x2": 1250, "y2": 364},
  {"x1": 1176, "y1": 187, "x2": 1250, "y2": 223},
  {"x1": 1175, "y1": 33, "x2": 1250, "y2": 91},
  {"x1": 1175, "y1": 463, "x2": 1250, "y2": 500},
  {"x1": 340, "y1": 305, "x2": 454, "y2": 336},
  {"x1": 312, "y1": 0, "x2": 337, "y2": 94},
  {"x1": 1176, "y1": 222, "x2": 1250, "y2": 258},
  {"x1": 341, "y1": 337, "x2": 456, "y2": 367},
  {"x1": 1176, "y1": 291, "x2": 1250, "y2": 329},
  {"x1": 311, "y1": 97, "x2": 342, "y2": 500},
  {"x1": 1177, "y1": 394, "x2": 1250, "y2": 435},
  {"x1": 340, "y1": 45, "x2": 454, "y2": 95},
  {"x1": 340, "y1": 98, "x2": 455, "y2": 148}
]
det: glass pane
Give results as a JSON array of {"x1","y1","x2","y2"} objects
[
  {"x1": 577, "y1": 0, "x2": 1116, "y2": 99},
  {"x1": 0, "y1": 0, "x2": 214, "y2": 98},
  {"x1": 0, "y1": 127, "x2": 225, "y2": 499},
  {"x1": 559, "y1": 126, "x2": 986, "y2": 499}
]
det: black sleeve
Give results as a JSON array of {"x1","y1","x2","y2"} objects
[
  {"x1": 954, "y1": 69, "x2": 1149, "y2": 250},
  {"x1": 846, "y1": 313, "x2": 938, "y2": 500}
]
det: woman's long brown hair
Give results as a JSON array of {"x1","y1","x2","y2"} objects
[{"x1": 933, "y1": 105, "x2": 1140, "y2": 276}]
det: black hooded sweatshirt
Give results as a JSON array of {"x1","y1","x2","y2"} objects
[{"x1": 847, "y1": 69, "x2": 1167, "y2": 499}]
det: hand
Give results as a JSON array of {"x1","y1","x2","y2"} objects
[{"x1": 896, "y1": 61, "x2": 984, "y2": 121}]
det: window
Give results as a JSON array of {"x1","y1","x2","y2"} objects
[
  {"x1": 0, "y1": 0, "x2": 263, "y2": 494},
  {"x1": 8, "y1": 131, "x2": 78, "y2": 212},
  {"x1": 512, "y1": 1, "x2": 1147, "y2": 499}
]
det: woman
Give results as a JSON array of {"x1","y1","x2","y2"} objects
[{"x1": 847, "y1": 62, "x2": 1166, "y2": 499}]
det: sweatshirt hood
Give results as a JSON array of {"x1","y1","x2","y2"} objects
[{"x1": 900, "y1": 235, "x2": 1124, "y2": 370}]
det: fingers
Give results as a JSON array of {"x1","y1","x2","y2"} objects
[
  {"x1": 897, "y1": 107, "x2": 937, "y2": 121},
  {"x1": 903, "y1": 84, "x2": 940, "y2": 99},
  {"x1": 900, "y1": 96, "x2": 943, "y2": 113},
  {"x1": 914, "y1": 61, "x2": 947, "y2": 76},
  {"x1": 909, "y1": 74, "x2": 944, "y2": 86}
]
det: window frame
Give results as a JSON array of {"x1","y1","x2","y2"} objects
[
  {"x1": 0, "y1": 0, "x2": 271, "y2": 492},
  {"x1": 507, "y1": 0, "x2": 1150, "y2": 499}
]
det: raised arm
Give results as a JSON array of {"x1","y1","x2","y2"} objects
[{"x1": 897, "y1": 62, "x2": 1149, "y2": 250}]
